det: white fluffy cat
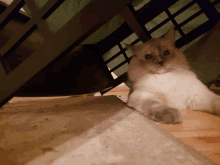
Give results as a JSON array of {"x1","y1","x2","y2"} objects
[{"x1": 127, "y1": 28, "x2": 220, "y2": 124}]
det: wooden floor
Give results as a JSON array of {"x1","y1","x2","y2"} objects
[{"x1": 106, "y1": 84, "x2": 220, "y2": 165}]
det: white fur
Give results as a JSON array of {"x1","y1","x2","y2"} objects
[
  {"x1": 127, "y1": 29, "x2": 220, "y2": 116},
  {"x1": 131, "y1": 68, "x2": 220, "y2": 113},
  {"x1": 127, "y1": 53, "x2": 220, "y2": 115}
]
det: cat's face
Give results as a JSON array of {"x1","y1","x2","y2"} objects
[{"x1": 128, "y1": 28, "x2": 190, "y2": 76}]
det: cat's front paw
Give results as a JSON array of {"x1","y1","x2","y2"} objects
[{"x1": 146, "y1": 106, "x2": 183, "y2": 124}]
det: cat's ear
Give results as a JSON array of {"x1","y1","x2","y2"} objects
[{"x1": 163, "y1": 27, "x2": 175, "y2": 44}]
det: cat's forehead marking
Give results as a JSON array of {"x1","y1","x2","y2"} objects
[
  {"x1": 156, "y1": 46, "x2": 164, "y2": 60},
  {"x1": 148, "y1": 43, "x2": 162, "y2": 52},
  {"x1": 146, "y1": 44, "x2": 168, "y2": 61},
  {"x1": 156, "y1": 45, "x2": 161, "y2": 51},
  {"x1": 141, "y1": 44, "x2": 159, "y2": 55},
  {"x1": 147, "y1": 44, "x2": 162, "y2": 55}
]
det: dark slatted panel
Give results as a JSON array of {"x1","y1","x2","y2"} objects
[
  {"x1": 0, "y1": 0, "x2": 219, "y2": 99},
  {"x1": 99, "y1": 0, "x2": 220, "y2": 94},
  {"x1": 0, "y1": 0, "x2": 25, "y2": 31},
  {"x1": 0, "y1": 2, "x2": 30, "y2": 23},
  {"x1": 0, "y1": 0, "x2": 133, "y2": 107}
]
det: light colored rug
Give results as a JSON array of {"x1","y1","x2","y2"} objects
[{"x1": 0, "y1": 95, "x2": 214, "y2": 165}]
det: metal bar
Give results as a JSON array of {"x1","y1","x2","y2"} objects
[
  {"x1": 196, "y1": 0, "x2": 219, "y2": 21},
  {"x1": 137, "y1": 0, "x2": 179, "y2": 25},
  {"x1": 147, "y1": 1, "x2": 196, "y2": 34},
  {"x1": 110, "y1": 60, "x2": 128, "y2": 73},
  {"x1": 165, "y1": 9, "x2": 185, "y2": 36},
  {"x1": 148, "y1": 18, "x2": 171, "y2": 34},
  {"x1": 175, "y1": 20, "x2": 218, "y2": 48},
  {"x1": 178, "y1": 10, "x2": 203, "y2": 28},
  {"x1": 131, "y1": 38, "x2": 141, "y2": 45},
  {"x1": 118, "y1": 43, "x2": 129, "y2": 62},
  {"x1": 212, "y1": 0, "x2": 220, "y2": 5},
  {"x1": 0, "y1": 0, "x2": 133, "y2": 107},
  {"x1": 110, "y1": 55, "x2": 132, "y2": 73},
  {"x1": 171, "y1": 0, "x2": 196, "y2": 18},
  {"x1": 105, "y1": 38, "x2": 140, "y2": 65},
  {"x1": 105, "y1": 52, "x2": 125, "y2": 64}
]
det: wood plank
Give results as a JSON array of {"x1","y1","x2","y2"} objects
[
  {"x1": 0, "y1": 19, "x2": 36, "y2": 57},
  {"x1": 0, "y1": 58, "x2": 7, "y2": 81},
  {"x1": 120, "y1": 4, "x2": 150, "y2": 42},
  {"x1": 52, "y1": 0, "x2": 133, "y2": 52},
  {"x1": 106, "y1": 87, "x2": 220, "y2": 164},
  {"x1": 0, "y1": 0, "x2": 64, "y2": 58},
  {"x1": 0, "y1": 57, "x2": 11, "y2": 74},
  {"x1": 157, "y1": 110, "x2": 220, "y2": 165},
  {"x1": 196, "y1": 0, "x2": 219, "y2": 21},
  {"x1": 0, "y1": 0, "x2": 133, "y2": 107},
  {"x1": 0, "y1": 0, "x2": 24, "y2": 31},
  {"x1": 0, "y1": 96, "x2": 214, "y2": 164},
  {"x1": 24, "y1": 0, "x2": 53, "y2": 38},
  {"x1": 100, "y1": 72, "x2": 129, "y2": 95}
]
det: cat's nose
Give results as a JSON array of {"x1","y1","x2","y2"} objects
[{"x1": 157, "y1": 61, "x2": 165, "y2": 66}]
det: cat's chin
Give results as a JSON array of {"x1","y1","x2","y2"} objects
[
  {"x1": 153, "y1": 66, "x2": 175, "y2": 74},
  {"x1": 151, "y1": 68, "x2": 169, "y2": 74},
  {"x1": 156, "y1": 69, "x2": 168, "y2": 74}
]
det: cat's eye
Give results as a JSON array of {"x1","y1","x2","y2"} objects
[
  {"x1": 163, "y1": 50, "x2": 170, "y2": 56},
  {"x1": 145, "y1": 54, "x2": 153, "y2": 60}
]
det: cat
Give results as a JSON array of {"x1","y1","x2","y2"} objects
[{"x1": 126, "y1": 28, "x2": 220, "y2": 124}]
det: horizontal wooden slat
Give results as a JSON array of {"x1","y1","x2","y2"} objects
[
  {"x1": 196, "y1": 0, "x2": 219, "y2": 21},
  {"x1": 52, "y1": 0, "x2": 133, "y2": 53},
  {"x1": 39, "y1": 0, "x2": 65, "y2": 19},
  {"x1": 157, "y1": 109, "x2": 220, "y2": 164},
  {"x1": 100, "y1": 72, "x2": 129, "y2": 95},
  {"x1": 24, "y1": 0, "x2": 53, "y2": 38},
  {"x1": 0, "y1": 20, "x2": 36, "y2": 57},
  {"x1": 0, "y1": 0, "x2": 25, "y2": 31},
  {"x1": 0, "y1": 0, "x2": 133, "y2": 107},
  {"x1": 120, "y1": 4, "x2": 150, "y2": 42},
  {"x1": 0, "y1": 0, "x2": 64, "y2": 58},
  {"x1": 97, "y1": 0, "x2": 180, "y2": 58},
  {"x1": 0, "y1": 57, "x2": 11, "y2": 74},
  {"x1": 0, "y1": 59, "x2": 7, "y2": 81}
]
